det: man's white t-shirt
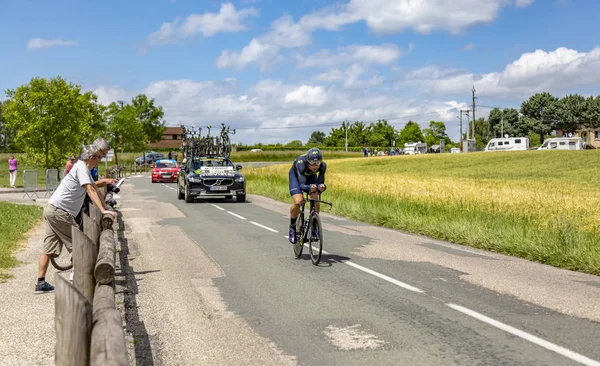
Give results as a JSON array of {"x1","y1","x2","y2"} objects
[{"x1": 48, "y1": 160, "x2": 94, "y2": 217}]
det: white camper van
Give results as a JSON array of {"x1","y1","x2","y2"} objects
[
  {"x1": 538, "y1": 137, "x2": 584, "y2": 150},
  {"x1": 404, "y1": 142, "x2": 427, "y2": 155},
  {"x1": 485, "y1": 137, "x2": 529, "y2": 151}
]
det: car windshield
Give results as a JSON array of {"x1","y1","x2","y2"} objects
[
  {"x1": 191, "y1": 158, "x2": 233, "y2": 170},
  {"x1": 156, "y1": 162, "x2": 177, "y2": 168}
]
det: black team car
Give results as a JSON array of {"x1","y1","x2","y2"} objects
[{"x1": 177, "y1": 155, "x2": 246, "y2": 203}]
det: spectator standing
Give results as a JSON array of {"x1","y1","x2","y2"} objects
[
  {"x1": 8, "y1": 154, "x2": 18, "y2": 188},
  {"x1": 34, "y1": 144, "x2": 117, "y2": 294}
]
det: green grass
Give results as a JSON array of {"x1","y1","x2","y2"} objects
[
  {"x1": 244, "y1": 149, "x2": 600, "y2": 275},
  {"x1": 0, "y1": 202, "x2": 43, "y2": 281}
]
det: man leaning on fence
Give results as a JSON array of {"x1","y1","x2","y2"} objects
[{"x1": 35, "y1": 144, "x2": 117, "y2": 294}]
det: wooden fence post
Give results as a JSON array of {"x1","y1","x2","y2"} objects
[
  {"x1": 89, "y1": 203, "x2": 102, "y2": 224},
  {"x1": 91, "y1": 282, "x2": 128, "y2": 366},
  {"x1": 83, "y1": 213, "x2": 100, "y2": 249},
  {"x1": 94, "y1": 229, "x2": 116, "y2": 285},
  {"x1": 72, "y1": 227, "x2": 97, "y2": 304},
  {"x1": 55, "y1": 274, "x2": 92, "y2": 366}
]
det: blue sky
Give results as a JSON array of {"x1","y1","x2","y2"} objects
[{"x1": 1, "y1": 0, "x2": 599, "y2": 144}]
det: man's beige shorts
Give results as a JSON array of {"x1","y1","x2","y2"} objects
[{"x1": 42, "y1": 204, "x2": 77, "y2": 257}]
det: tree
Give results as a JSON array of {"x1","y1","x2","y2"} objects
[
  {"x1": 307, "y1": 131, "x2": 326, "y2": 146},
  {"x1": 284, "y1": 139, "x2": 303, "y2": 148},
  {"x1": 397, "y1": 121, "x2": 424, "y2": 147},
  {"x1": 323, "y1": 121, "x2": 370, "y2": 147},
  {"x1": 0, "y1": 100, "x2": 15, "y2": 151},
  {"x1": 3, "y1": 76, "x2": 104, "y2": 168},
  {"x1": 520, "y1": 92, "x2": 558, "y2": 142},
  {"x1": 487, "y1": 108, "x2": 503, "y2": 138},
  {"x1": 367, "y1": 119, "x2": 397, "y2": 147},
  {"x1": 105, "y1": 101, "x2": 144, "y2": 165},
  {"x1": 546, "y1": 94, "x2": 589, "y2": 134},
  {"x1": 104, "y1": 95, "x2": 166, "y2": 165},
  {"x1": 131, "y1": 94, "x2": 166, "y2": 144},
  {"x1": 423, "y1": 120, "x2": 450, "y2": 147}
]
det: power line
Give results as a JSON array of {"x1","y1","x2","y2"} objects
[{"x1": 181, "y1": 107, "x2": 461, "y2": 131}]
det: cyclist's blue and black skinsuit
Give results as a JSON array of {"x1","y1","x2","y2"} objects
[{"x1": 289, "y1": 155, "x2": 327, "y2": 196}]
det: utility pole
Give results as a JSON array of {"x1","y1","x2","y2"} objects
[
  {"x1": 463, "y1": 109, "x2": 470, "y2": 140},
  {"x1": 457, "y1": 114, "x2": 463, "y2": 150},
  {"x1": 344, "y1": 121, "x2": 348, "y2": 152},
  {"x1": 472, "y1": 86, "x2": 476, "y2": 124}
]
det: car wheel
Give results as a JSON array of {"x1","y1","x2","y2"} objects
[
  {"x1": 236, "y1": 194, "x2": 246, "y2": 203},
  {"x1": 177, "y1": 179, "x2": 184, "y2": 200},
  {"x1": 184, "y1": 184, "x2": 194, "y2": 203}
]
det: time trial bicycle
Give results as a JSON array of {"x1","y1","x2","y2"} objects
[{"x1": 293, "y1": 190, "x2": 332, "y2": 265}]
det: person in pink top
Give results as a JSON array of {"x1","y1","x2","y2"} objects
[
  {"x1": 8, "y1": 154, "x2": 18, "y2": 188},
  {"x1": 64, "y1": 156, "x2": 76, "y2": 175}
]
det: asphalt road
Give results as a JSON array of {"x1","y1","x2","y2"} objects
[{"x1": 119, "y1": 174, "x2": 600, "y2": 366}]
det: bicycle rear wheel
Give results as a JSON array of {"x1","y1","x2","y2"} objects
[
  {"x1": 308, "y1": 212, "x2": 323, "y2": 265},
  {"x1": 50, "y1": 248, "x2": 73, "y2": 271},
  {"x1": 293, "y1": 212, "x2": 304, "y2": 258}
]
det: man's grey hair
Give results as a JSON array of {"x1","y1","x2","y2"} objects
[
  {"x1": 80, "y1": 144, "x2": 101, "y2": 161},
  {"x1": 93, "y1": 138, "x2": 110, "y2": 151}
]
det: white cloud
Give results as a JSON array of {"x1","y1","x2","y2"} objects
[
  {"x1": 313, "y1": 64, "x2": 384, "y2": 89},
  {"x1": 92, "y1": 77, "x2": 475, "y2": 144},
  {"x1": 343, "y1": 0, "x2": 530, "y2": 35},
  {"x1": 92, "y1": 86, "x2": 130, "y2": 105},
  {"x1": 295, "y1": 43, "x2": 407, "y2": 69},
  {"x1": 146, "y1": 3, "x2": 259, "y2": 46},
  {"x1": 284, "y1": 85, "x2": 329, "y2": 106},
  {"x1": 26, "y1": 38, "x2": 78, "y2": 49},
  {"x1": 461, "y1": 42, "x2": 475, "y2": 51},
  {"x1": 215, "y1": 39, "x2": 282, "y2": 71},
  {"x1": 402, "y1": 46, "x2": 600, "y2": 98},
  {"x1": 514, "y1": 0, "x2": 535, "y2": 7},
  {"x1": 218, "y1": 0, "x2": 531, "y2": 70},
  {"x1": 313, "y1": 70, "x2": 346, "y2": 83}
]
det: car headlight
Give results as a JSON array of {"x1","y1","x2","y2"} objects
[
  {"x1": 235, "y1": 176, "x2": 245, "y2": 182},
  {"x1": 188, "y1": 176, "x2": 203, "y2": 183}
]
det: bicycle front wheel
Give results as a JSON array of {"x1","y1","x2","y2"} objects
[
  {"x1": 50, "y1": 248, "x2": 73, "y2": 271},
  {"x1": 308, "y1": 212, "x2": 323, "y2": 265}
]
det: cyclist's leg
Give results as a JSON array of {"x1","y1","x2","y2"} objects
[{"x1": 288, "y1": 169, "x2": 303, "y2": 243}]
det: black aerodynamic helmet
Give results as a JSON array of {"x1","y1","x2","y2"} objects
[{"x1": 306, "y1": 147, "x2": 323, "y2": 165}]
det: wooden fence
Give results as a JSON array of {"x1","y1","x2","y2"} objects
[{"x1": 54, "y1": 200, "x2": 128, "y2": 366}]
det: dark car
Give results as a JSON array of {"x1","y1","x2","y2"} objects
[
  {"x1": 177, "y1": 155, "x2": 246, "y2": 203},
  {"x1": 135, "y1": 152, "x2": 166, "y2": 165}
]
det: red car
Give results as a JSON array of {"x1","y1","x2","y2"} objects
[{"x1": 151, "y1": 159, "x2": 180, "y2": 183}]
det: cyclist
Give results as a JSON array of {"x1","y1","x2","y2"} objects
[{"x1": 288, "y1": 147, "x2": 326, "y2": 244}]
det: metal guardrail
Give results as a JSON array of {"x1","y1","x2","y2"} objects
[
  {"x1": 45, "y1": 169, "x2": 59, "y2": 196},
  {"x1": 23, "y1": 169, "x2": 39, "y2": 199}
]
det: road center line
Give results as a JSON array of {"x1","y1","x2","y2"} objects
[
  {"x1": 211, "y1": 204, "x2": 225, "y2": 211},
  {"x1": 250, "y1": 221, "x2": 278, "y2": 233},
  {"x1": 344, "y1": 260, "x2": 425, "y2": 293},
  {"x1": 227, "y1": 211, "x2": 246, "y2": 220},
  {"x1": 284, "y1": 237, "x2": 425, "y2": 294},
  {"x1": 447, "y1": 304, "x2": 600, "y2": 366}
]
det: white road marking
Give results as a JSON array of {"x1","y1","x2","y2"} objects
[
  {"x1": 447, "y1": 304, "x2": 600, "y2": 366},
  {"x1": 211, "y1": 204, "x2": 225, "y2": 211},
  {"x1": 227, "y1": 211, "x2": 246, "y2": 220},
  {"x1": 250, "y1": 221, "x2": 278, "y2": 233},
  {"x1": 344, "y1": 261, "x2": 424, "y2": 293}
]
